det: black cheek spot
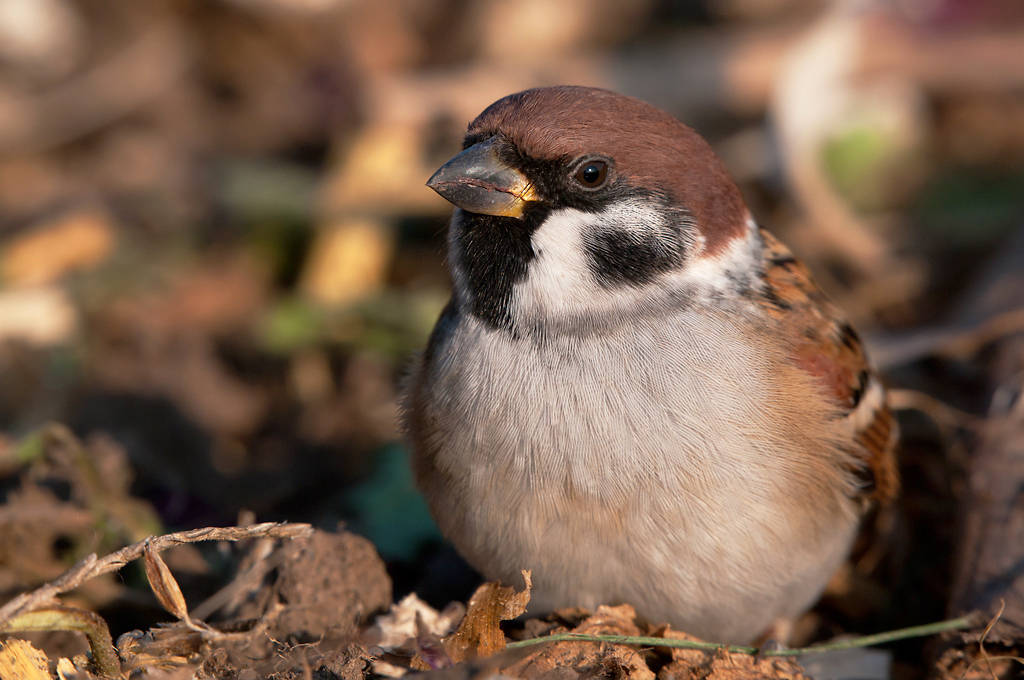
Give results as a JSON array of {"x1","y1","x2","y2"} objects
[{"x1": 586, "y1": 228, "x2": 682, "y2": 287}]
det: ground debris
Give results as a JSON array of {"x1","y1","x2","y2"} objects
[
  {"x1": 115, "y1": 527, "x2": 388, "y2": 677},
  {"x1": 504, "y1": 605, "x2": 656, "y2": 680},
  {"x1": 231, "y1": 528, "x2": 393, "y2": 644},
  {"x1": 0, "y1": 637, "x2": 52, "y2": 680},
  {"x1": 443, "y1": 571, "x2": 532, "y2": 666},
  {"x1": 654, "y1": 629, "x2": 808, "y2": 680},
  {"x1": 931, "y1": 337, "x2": 1024, "y2": 679},
  {"x1": 499, "y1": 606, "x2": 812, "y2": 680},
  {"x1": 364, "y1": 593, "x2": 465, "y2": 651},
  {"x1": 0, "y1": 2, "x2": 1022, "y2": 678},
  {"x1": 0, "y1": 426, "x2": 163, "y2": 610}
]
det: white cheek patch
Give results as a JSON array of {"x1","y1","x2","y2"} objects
[
  {"x1": 512, "y1": 201, "x2": 676, "y2": 325},
  {"x1": 511, "y1": 206, "x2": 763, "y2": 332},
  {"x1": 518, "y1": 209, "x2": 595, "y2": 313}
]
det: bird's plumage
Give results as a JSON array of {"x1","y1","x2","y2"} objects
[{"x1": 405, "y1": 86, "x2": 897, "y2": 644}]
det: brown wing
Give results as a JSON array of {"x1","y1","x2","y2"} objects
[{"x1": 758, "y1": 229, "x2": 899, "y2": 506}]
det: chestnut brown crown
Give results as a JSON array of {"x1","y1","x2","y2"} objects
[{"x1": 464, "y1": 86, "x2": 747, "y2": 255}]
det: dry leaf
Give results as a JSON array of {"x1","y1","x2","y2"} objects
[
  {"x1": 371, "y1": 660, "x2": 409, "y2": 678},
  {"x1": 144, "y1": 540, "x2": 192, "y2": 624},
  {"x1": 1, "y1": 207, "x2": 116, "y2": 287},
  {"x1": 0, "y1": 284, "x2": 77, "y2": 345},
  {"x1": 300, "y1": 217, "x2": 395, "y2": 306},
  {"x1": 409, "y1": 611, "x2": 452, "y2": 671},
  {"x1": 0, "y1": 638, "x2": 51, "y2": 680},
  {"x1": 0, "y1": 607, "x2": 119, "y2": 678},
  {"x1": 657, "y1": 627, "x2": 810, "y2": 680},
  {"x1": 505, "y1": 604, "x2": 655, "y2": 680},
  {"x1": 364, "y1": 592, "x2": 465, "y2": 651},
  {"x1": 443, "y1": 570, "x2": 532, "y2": 664},
  {"x1": 55, "y1": 656, "x2": 94, "y2": 679},
  {"x1": 319, "y1": 123, "x2": 447, "y2": 215}
]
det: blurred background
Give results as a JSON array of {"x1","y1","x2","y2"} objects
[{"x1": 1, "y1": 0, "x2": 1023, "y2": 670}]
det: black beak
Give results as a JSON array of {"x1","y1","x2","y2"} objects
[{"x1": 427, "y1": 136, "x2": 538, "y2": 218}]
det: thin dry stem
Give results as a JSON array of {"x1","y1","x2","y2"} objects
[
  {"x1": 0, "y1": 606, "x2": 121, "y2": 678},
  {"x1": 888, "y1": 388, "x2": 983, "y2": 433},
  {"x1": 0, "y1": 522, "x2": 313, "y2": 626},
  {"x1": 506, "y1": 613, "x2": 980, "y2": 657},
  {"x1": 942, "y1": 310, "x2": 1024, "y2": 360},
  {"x1": 957, "y1": 600, "x2": 1024, "y2": 680},
  {"x1": 190, "y1": 537, "x2": 288, "y2": 621}
]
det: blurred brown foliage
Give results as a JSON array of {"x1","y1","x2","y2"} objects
[{"x1": 0, "y1": 0, "x2": 1023, "y2": 677}]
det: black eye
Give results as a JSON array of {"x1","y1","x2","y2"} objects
[{"x1": 575, "y1": 161, "x2": 608, "y2": 188}]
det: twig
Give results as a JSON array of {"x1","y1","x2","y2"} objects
[
  {"x1": 888, "y1": 388, "x2": 983, "y2": 433},
  {"x1": 977, "y1": 599, "x2": 1004, "y2": 680},
  {"x1": 505, "y1": 613, "x2": 980, "y2": 657},
  {"x1": 941, "y1": 309, "x2": 1024, "y2": 361},
  {"x1": 190, "y1": 537, "x2": 287, "y2": 621},
  {"x1": 0, "y1": 522, "x2": 313, "y2": 626},
  {"x1": 871, "y1": 308, "x2": 1024, "y2": 369},
  {"x1": 958, "y1": 600, "x2": 1024, "y2": 680}
]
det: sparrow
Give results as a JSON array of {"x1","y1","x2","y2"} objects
[{"x1": 403, "y1": 86, "x2": 898, "y2": 645}]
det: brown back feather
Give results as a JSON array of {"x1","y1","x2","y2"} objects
[{"x1": 759, "y1": 229, "x2": 899, "y2": 505}]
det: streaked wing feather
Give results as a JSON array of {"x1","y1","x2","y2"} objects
[{"x1": 759, "y1": 229, "x2": 899, "y2": 505}]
